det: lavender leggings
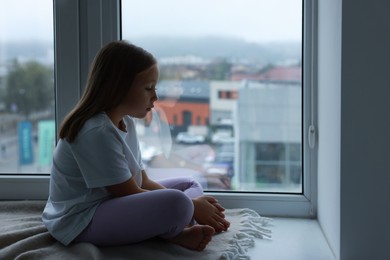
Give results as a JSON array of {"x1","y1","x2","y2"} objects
[{"x1": 73, "y1": 177, "x2": 203, "y2": 246}]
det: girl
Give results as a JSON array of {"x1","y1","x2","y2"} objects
[{"x1": 42, "y1": 40, "x2": 230, "y2": 251}]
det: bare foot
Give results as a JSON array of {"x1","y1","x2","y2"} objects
[
  {"x1": 192, "y1": 196, "x2": 230, "y2": 233},
  {"x1": 167, "y1": 225, "x2": 215, "y2": 251}
]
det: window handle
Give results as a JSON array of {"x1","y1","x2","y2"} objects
[{"x1": 308, "y1": 125, "x2": 316, "y2": 149}]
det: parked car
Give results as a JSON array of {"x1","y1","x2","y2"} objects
[
  {"x1": 204, "y1": 142, "x2": 235, "y2": 189},
  {"x1": 211, "y1": 131, "x2": 234, "y2": 144},
  {"x1": 147, "y1": 144, "x2": 230, "y2": 189},
  {"x1": 176, "y1": 132, "x2": 205, "y2": 144},
  {"x1": 207, "y1": 142, "x2": 234, "y2": 177}
]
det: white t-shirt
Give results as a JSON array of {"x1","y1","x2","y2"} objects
[{"x1": 42, "y1": 113, "x2": 144, "y2": 245}]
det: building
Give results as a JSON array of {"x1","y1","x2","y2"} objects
[
  {"x1": 209, "y1": 81, "x2": 240, "y2": 125},
  {"x1": 234, "y1": 81, "x2": 302, "y2": 190},
  {"x1": 231, "y1": 65, "x2": 301, "y2": 83},
  {"x1": 155, "y1": 80, "x2": 209, "y2": 135}
]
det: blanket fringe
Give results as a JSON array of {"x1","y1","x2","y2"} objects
[{"x1": 220, "y1": 208, "x2": 272, "y2": 260}]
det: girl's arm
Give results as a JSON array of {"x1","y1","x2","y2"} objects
[
  {"x1": 140, "y1": 170, "x2": 166, "y2": 190},
  {"x1": 106, "y1": 170, "x2": 164, "y2": 197},
  {"x1": 106, "y1": 176, "x2": 147, "y2": 197}
]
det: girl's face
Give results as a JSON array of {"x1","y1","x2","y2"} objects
[{"x1": 121, "y1": 64, "x2": 159, "y2": 119}]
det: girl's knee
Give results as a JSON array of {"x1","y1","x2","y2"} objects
[
  {"x1": 191, "y1": 179, "x2": 203, "y2": 189},
  {"x1": 163, "y1": 189, "x2": 194, "y2": 220}
]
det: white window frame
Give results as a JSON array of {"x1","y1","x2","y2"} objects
[{"x1": 0, "y1": 0, "x2": 317, "y2": 218}]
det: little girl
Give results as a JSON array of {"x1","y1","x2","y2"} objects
[{"x1": 42, "y1": 40, "x2": 230, "y2": 251}]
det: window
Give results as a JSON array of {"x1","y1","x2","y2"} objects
[
  {"x1": 122, "y1": 0, "x2": 305, "y2": 193},
  {"x1": 0, "y1": 0, "x2": 317, "y2": 217},
  {"x1": 0, "y1": 0, "x2": 55, "y2": 174}
]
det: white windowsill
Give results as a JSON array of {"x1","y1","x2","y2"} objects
[{"x1": 247, "y1": 217, "x2": 335, "y2": 260}]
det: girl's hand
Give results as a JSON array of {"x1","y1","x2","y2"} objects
[{"x1": 192, "y1": 195, "x2": 230, "y2": 233}]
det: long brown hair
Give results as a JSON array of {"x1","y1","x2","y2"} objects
[{"x1": 59, "y1": 40, "x2": 157, "y2": 142}]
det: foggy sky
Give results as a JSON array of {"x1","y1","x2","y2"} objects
[{"x1": 0, "y1": 0, "x2": 302, "y2": 43}]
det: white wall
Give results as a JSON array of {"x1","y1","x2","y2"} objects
[
  {"x1": 317, "y1": 0, "x2": 341, "y2": 258},
  {"x1": 340, "y1": 0, "x2": 390, "y2": 259},
  {"x1": 318, "y1": 0, "x2": 390, "y2": 259}
]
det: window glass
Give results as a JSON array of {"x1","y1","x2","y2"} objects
[
  {"x1": 122, "y1": 0, "x2": 302, "y2": 192},
  {"x1": 0, "y1": 0, "x2": 55, "y2": 174}
]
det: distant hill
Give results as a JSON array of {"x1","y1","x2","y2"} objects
[
  {"x1": 127, "y1": 36, "x2": 301, "y2": 64},
  {"x1": 1, "y1": 36, "x2": 301, "y2": 65},
  {"x1": 1, "y1": 41, "x2": 53, "y2": 62}
]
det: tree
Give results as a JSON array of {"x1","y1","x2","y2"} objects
[
  {"x1": 5, "y1": 60, "x2": 54, "y2": 118},
  {"x1": 209, "y1": 59, "x2": 231, "y2": 80}
]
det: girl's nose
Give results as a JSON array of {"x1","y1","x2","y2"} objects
[{"x1": 153, "y1": 90, "x2": 159, "y2": 101}]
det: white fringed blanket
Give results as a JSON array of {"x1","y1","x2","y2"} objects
[{"x1": 0, "y1": 201, "x2": 271, "y2": 260}]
